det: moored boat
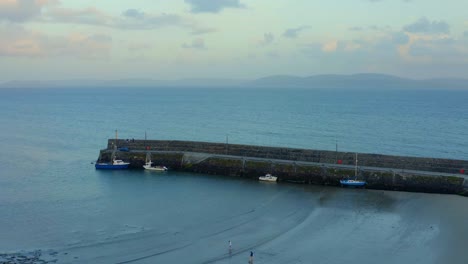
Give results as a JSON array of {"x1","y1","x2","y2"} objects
[
  {"x1": 259, "y1": 173, "x2": 277, "y2": 182},
  {"x1": 95, "y1": 130, "x2": 130, "y2": 170},
  {"x1": 143, "y1": 161, "x2": 168, "y2": 171},
  {"x1": 340, "y1": 153, "x2": 367, "y2": 187},
  {"x1": 143, "y1": 152, "x2": 168, "y2": 171},
  {"x1": 95, "y1": 159, "x2": 130, "y2": 169},
  {"x1": 340, "y1": 178, "x2": 366, "y2": 187}
]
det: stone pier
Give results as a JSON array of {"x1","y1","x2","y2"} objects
[{"x1": 97, "y1": 139, "x2": 468, "y2": 197}]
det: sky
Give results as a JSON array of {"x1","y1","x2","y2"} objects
[{"x1": 0, "y1": 0, "x2": 467, "y2": 81}]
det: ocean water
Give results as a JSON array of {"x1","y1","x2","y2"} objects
[{"x1": 0, "y1": 87, "x2": 467, "y2": 263}]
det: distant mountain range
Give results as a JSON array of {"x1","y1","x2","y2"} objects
[
  {"x1": 1, "y1": 74, "x2": 467, "y2": 89},
  {"x1": 250, "y1": 74, "x2": 468, "y2": 89}
]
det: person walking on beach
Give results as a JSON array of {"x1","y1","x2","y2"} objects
[
  {"x1": 228, "y1": 240, "x2": 232, "y2": 250},
  {"x1": 249, "y1": 251, "x2": 254, "y2": 264}
]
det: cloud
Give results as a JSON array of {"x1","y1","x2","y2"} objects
[
  {"x1": 403, "y1": 17, "x2": 450, "y2": 34},
  {"x1": 0, "y1": 24, "x2": 43, "y2": 56},
  {"x1": 349, "y1": 26, "x2": 363, "y2": 31},
  {"x1": 65, "y1": 33, "x2": 112, "y2": 59},
  {"x1": 0, "y1": 24, "x2": 112, "y2": 58},
  {"x1": 119, "y1": 12, "x2": 183, "y2": 30},
  {"x1": 408, "y1": 37, "x2": 466, "y2": 60},
  {"x1": 122, "y1": 9, "x2": 145, "y2": 19},
  {"x1": 184, "y1": 0, "x2": 245, "y2": 13},
  {"x1": 1, "y1": 2, "x2": 209, "y2": 33},
  {"x1": 392, "y1": 31, "x2": 409, "y2": 45},
  {"x1": 44, "y1": 7, "x2": 110, "y2": 26},
  {"x1": 0, "y1": 0, "x2": 58, "y2": 22},
  {"x1": 369, "y1": 25, "x2": 392, "y2": 31},
  {"x1": 300, "y1": 43, "x2": 322, "y2": 58},
  {"x1": 182, "y1": 38, "x2": 206, "y2": 49},
  {"x1": 283, "y1": 26, "x2": 310, "y2": 38},
  {"x1": 368, "y1": 0, "x2": 413, "y2": 2},
  {"x1": 464, "y1": 31, "x2": 468, "y2": 38},
  {"x1": 43, "y1": 7, "x2": 188, "y2": 30},
  {"x1": 191, "y1": 27, "x2": 217, "y2": 35},
  {"x1": 127, "y1": 42, "x2": 152, "y2": 52},
  {"x1": 343, "y1": 41, "x2": 362, "y2": 52},
  {"x1": 349, "y1": 25, "x2": 393, "y2": 32},
  {"x1": 302, "y1": 30, "x2": 408, "y2": 59},
  {"x1": 300, "y1": 24, "x2": 466, "y2": 78},
  {"x1": 265, "y1": 51, "x2": 279, "y2": 58},
  {"x1": 259, "y1": 33, "x2": 274, "y2": 46},
  {"x1": 322, "y1": 40, "x2": 338, "y2": 52}
]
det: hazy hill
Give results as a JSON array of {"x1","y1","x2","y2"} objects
[
  {"x1": 251, "y1": 73, "x2": 419, "y2": 89},
  {"x1": 1, "y1": 74, "x2": 467, "y2": 89}
]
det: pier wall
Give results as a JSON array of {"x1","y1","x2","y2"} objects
[
  {"x1": 107, "y1": 139, "x2": 468, "y2": 175},
  {"x1": 98, "y1": 150, "x2": 466, "y2": 196},
  {"x1": 98, "y1": 139, "x2": 468, "y2": 196}
]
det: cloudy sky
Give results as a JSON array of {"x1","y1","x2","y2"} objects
[{"x1": 0, "y1": 0, "x2": 467, "y2": 81}]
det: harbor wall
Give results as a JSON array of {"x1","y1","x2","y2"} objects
[
  {"x1": 98, "y1": 139, "x2": 468, "y2": 197},
  {"x1": 107, "y1": 139, "x2": 468, "y2": 175}
]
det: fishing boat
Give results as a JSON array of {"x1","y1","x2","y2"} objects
[
  {"x1": 143, "y1": 152, "x2": 168, "y2": 171},
  {"x1": 259, "y1": 173, "x2": 277, "y2": 182},
  {"x1": 340, "y1": 178, "x2": 366, "y2": 187},
  {"x1": 95, "y1": 130, "x2": 130, "y2": 170},
  {"x1": 340, "y1": 153, "x2": 366, "y2": 187},
  {"x1": 95, "y1": 158, "x2": 130, "y2": 169},
  {"x1": 143, "y1": 161, "x2": 168, "y2": 171}
]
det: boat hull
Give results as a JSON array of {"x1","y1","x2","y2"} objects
[
  {"x1": 259, "y1": 178, "x2": 277, "y2": 182},
  {"x1": 143, "y1": 165, "x2": 167, "y2": 171},
  {"x1": 95, "y1": 163, "x2": 129, "y2": 170},
  {"x1": 259, "y1": 175, "x2": 278, "y2": 182},
  {"x1": 340, "y1": 179, "x2": 366, "y2": 187}
]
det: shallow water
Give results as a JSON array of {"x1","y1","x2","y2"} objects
[{"x1": 2, "y1": 171, "x2": 467, "y2": 263}]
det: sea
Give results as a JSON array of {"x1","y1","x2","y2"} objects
[{"x1": 0, "y1": 87, "x2": 467, "y2": 264}]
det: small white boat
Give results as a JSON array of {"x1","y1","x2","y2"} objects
[
  {"x1": 143, "y1": 152, "x2": 168, "y2": 171},
  {"x1": 259, "y1": 173, "x2": 277, "y2": 182},
  {"x1": 143, "y1": 161, "x2": 168, "y2": 171}
]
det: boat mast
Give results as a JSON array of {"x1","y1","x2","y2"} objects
[
  {"x1": 335, "y1": 139, "x2": 338, "y2": 164},
  {"x1": 112, "y1": 129, "x2": 118, "y2": 161},
  {"x1": 355, "y1": 153, "x2": 358, "y2": 178},
  {"x1": 146, "y1": 152, "x2": 151, "y2": 163}
]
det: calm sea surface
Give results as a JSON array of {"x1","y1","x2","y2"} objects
[{"x1": 0, "y1": 87, "x2": 467, "y2": 263}]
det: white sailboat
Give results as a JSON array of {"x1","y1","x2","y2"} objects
[{"x1": 143, "y1": 152, "x2": 168, "y2": 171}]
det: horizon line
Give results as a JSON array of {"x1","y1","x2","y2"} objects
[{"x1": 2, "y1": 72, "x2": 468, "y2": 85}]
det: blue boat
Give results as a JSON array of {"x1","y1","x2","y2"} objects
[
  {"x1": 340, "y1": 153, "x2": 367, "y2": 187},
  {"x1": 340, "y1": 178, "x2": 366, "y2": 187},
  {"x1": 95, "y1": 130, "x2": 130, "y2": 170},
  {"x1": 95, "y1": 159, "x2": 130, "y2": 169}
]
